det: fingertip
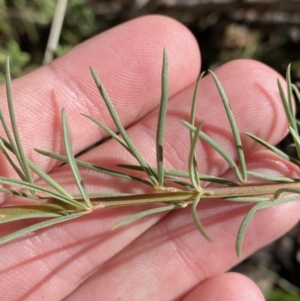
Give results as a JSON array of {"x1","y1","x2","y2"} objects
[
  {"x1": 51, "y1": 14, "x2": 201, "y2": 102},
  {"x1": 182, "y1": 272, "x2": 265, "y2": 301}
]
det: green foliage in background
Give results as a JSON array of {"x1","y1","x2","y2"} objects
[
  {"x1": 268, "y1": 288, "x2": 300, "y2": 301},
  {"x1": 0, "y1": 0, "x2": 98, "y2": 82}
]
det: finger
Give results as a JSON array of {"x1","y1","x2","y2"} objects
[
  {"x1": 182, "y1": 272, "x2": 265, "y2": 301},
  {"x1": 0, "y1": 15, "x2": 200, "y2": 177}
]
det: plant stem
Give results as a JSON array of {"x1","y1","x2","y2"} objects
[
  {"x1": 56, "y1": 181, "x2": 300, "y2": 209},
  {"x1": 201, "y1": 181, "x2": 300, "y2": 199}
]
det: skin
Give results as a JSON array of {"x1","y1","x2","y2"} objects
[{"x1": 0, "y1": 15, "x2": 299, "y2": 301}]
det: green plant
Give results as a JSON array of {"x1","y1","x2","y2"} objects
[
  {"x1": 0, "y1": 50, "x2": 299, "y2": 258},
  {"x1": 268, "y1": 288, "x2": 300, "y2": 301},
  {"x1": 0, "y1": 0, "x2": 98, "y2": 81}
]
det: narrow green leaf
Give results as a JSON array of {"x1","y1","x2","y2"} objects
[
  {"x1": 273, "y1": 187, "x2": 300, "y2": 200},
  {"x1": 112, "y1": 204, "x2": 180, "y2": 230},
  {"x1": 236, "y1": 192, "x2": 300, "y2": 258},
  {"x1": 0, "y1": 204, "x2": 64, "y2": 224},
  {"x1": 0, "y1": 212, "x2": 86, "y2": 245},
  {"x1": 35, "y1": 149, "x2": 153, "y2": 187},
  {"x1": 78, "y1": 192, "x2": 131, "y2": 199},
  {"x1": 276, "y1": 194, "x2": 300, "y2": 203},
  {"x1": 245, "y1": 132, "x2": 300, "y2": 166},
  {"x1": 82, "y1": 114, "x2": 129, "y2": 151},
  {"x1": 0, "y1": 138, "x2": 25, "y2": 180},
  {"x1": 0, "y1": 175, "x2": 85, "y2": 209},
  {"x1": 90, "y1": 67, "x2": 158, "y2": 187},
  {"x1": 278, "y1": 79, "x2": 297, "y2": 133},
  {"x1": 0, "y1": 111, "x2": 22, "y2": 173},
  {"x1": 282, "y1": 70, "x2": 300, "y2": 160},
  {"x1": 0, "y1": 186, "x2": 47, "y2": 201},
  {"x1": 29, "y1": 160, "x2": 75, "y2": 200},
  {"x1": 163, "y1": 177, "x2": 194, "y2": 189},
  {"x1": 286, "y1": 64, "x2": 294, "y2": 118},
  {"x1": 289, "y1": 125, "x2": 300, "y2": 160},
  {"x1": 5, "y1": 59, "x2": 33, "y2": 186},
  {"x1": 156, "y1": 48, "x2": 168, "y2": 187},
  {"x1": 1, "y1": 137, "x2": 74, "y2": 200},
  {"x1": 188, "y1": 72, "x2": 205, "y2": 191},
  {"x1": 62, "y1": 110, "x2": 91, "y2": 208},
  {"x1": 292, "y1": 83, "x2": 300, "y2": 104},
  {"x1": 190, "y1": 72, "x2": 205, "y2": 130},
  {"x1": 188, "y1": 123, "x2": 202, "y2": 190},
  {"x1": 225, "y1": 196, "x2": 270, "y2": 202},
  {"x1": 191, "y1": 194, "x2": 211, "y2": 241},
  {"x1": 183, "y1": 121, "x2": 243, "y2": 183},
  {"x1": 198, "y1": 175, "x2": 237, "y2": 186},
  {"x1": 236, "y1": 201, "x2": 271, "y2": 258},
  {"x1": 290, "y1": 122, "x2": 300, "y2": 141},
  {"x1": 209, "y1": 70, "x2": 247, "y2": 183},
  {"x1": 118, "y1": 164, "x2": 238, "y2": 186},
  {"x1": 247, "y1": 170, "x2": 295, "y2": 183}
]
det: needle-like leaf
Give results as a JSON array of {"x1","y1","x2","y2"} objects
[
  {"x1": 286, "y1": 64, "x2": 295, "y2": 120},
  {"x1": 289, "y1": 125, "x2": 300, "y2": 157},
  {"x1": 247, "y1": 170, "x2": 295, "y2": 183},
  {"x1": 0, "y1": 111, "x2": 23, "y2": 178},
  {"x1": 90, "y1": 67, "x2": 158, "y2": 187},
  {"x1": 209, "y1": 70, "x2": 247, "y2": 183},
  {"x1": 236, "y1": 194, "x2": 300, "y2": 258},
  {"x1": 1, "y1": 137, "x2": 75, "y2": 200},
  {"x1": 188, "y1": 122, "x2": 202, "y2": 190},
  {"x1": 0, "y1": 175, "x2": 85, "y2": 208},
  {"x1": 192, "y1": 193, "x2": 211, "y2": 241},
  {"x1": 156, "y1": 48, "x2": 168, "y2": 188},
  {"x1": 118, "y1": 164, "x2": 238, "y2": 186},
  {"x1": 236, "y1": 201, "x2": 271, "y2": 258},
  {"x1": 278, "y1": 79, "x2": 297, "y2": 134},
  {"x1": 245, "y1": 132, "x2": 300, "y2": 166},
  {"x1": 224, "y1": 196, "x2": 270, "y2": 203},
  {"x1": 0, "y1": 212, "x2": 86, "y2": 245},
  {"x1": 183, "y1": 121, "x2": 244, "y2": 183},
  {"x1": 188, "y1": 71, "x2": 206, "y2": 189},
  {"x1": 0, "y1": 138, "x2": 25, "y2": 180},
  {"x1": 35, "y1": 149, "x2": 153, "y2": 187},
  {"x1": 62, "y1": 110, "x2": 91, "y2": 208},
  {"x1": 5, "y1": 59, "x2": 33, "y2": 187},
  {"x1": 82, "y1": 114, "x2": 129, "y2": 151},
  {"x1": 0, "y1": 204, "x2": 64, "y2": 224},
  {"x1": 292, "y1": 83, "x2": 300, "y2": 104},
  {"x1": 190, "y1": 72, "x2": 205, "y2": 132},
  {"x1": 273, "y1": 187, "x2": 300, "y2": 200},
  {"x1": 112, "y1": 204, "x2": 181, "y2": 230}
]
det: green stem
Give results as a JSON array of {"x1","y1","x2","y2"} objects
[
  {"x1": 87, "y1": 181, "x2": 300, "y2": 208},
  {"x1": 202, "y1": 182, "x2": 300, "y2": 199},
  {"x1": 92, "y1": 191, "x2": 197, "y2": 208}
]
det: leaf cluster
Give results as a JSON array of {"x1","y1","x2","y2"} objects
[{"x1": 0, "y1": 51, "x2": 300, "y2": 258}]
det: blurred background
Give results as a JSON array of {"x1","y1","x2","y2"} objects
[{"x1": 1, "y1": 1, "x2": 300, "y2": 300}]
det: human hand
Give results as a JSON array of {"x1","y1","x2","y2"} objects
[{"x1": 0, "y1": 15, "x2": 299, "y2": 301}]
